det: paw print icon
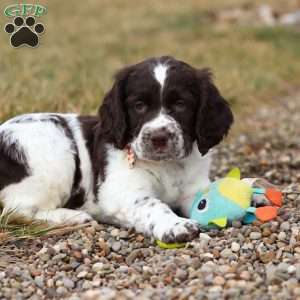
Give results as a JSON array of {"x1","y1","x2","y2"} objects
[{"x1": 4, "y1": 16, "x2": 45, "y2": 48}]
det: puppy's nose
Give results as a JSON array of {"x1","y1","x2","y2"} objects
[{"x1": 151, "y1": 133, "x2": 168, "y2": 149}]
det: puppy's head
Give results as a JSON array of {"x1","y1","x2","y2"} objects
[{"x1": 99, "y1": 56, "x2": 233, "y2": 161}]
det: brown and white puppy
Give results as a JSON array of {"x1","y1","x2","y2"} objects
[{"x1": 0, "y1": 56, "x2": 233, "y2": 243}]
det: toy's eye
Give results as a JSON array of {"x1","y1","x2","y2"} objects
[{"x1": 198, "y1": 199, "x2": 207, "y2": 210}]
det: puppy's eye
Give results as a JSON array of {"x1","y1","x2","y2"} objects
[
  {"x1": 174, "y1": 100, "x2": 186, "y2": 111},
  {"x1": 134, "y1": 101, "x2": 147, "y2": 113},
  {"x1": 197, "y1": 199, "x2": 207, "y2": 211}
]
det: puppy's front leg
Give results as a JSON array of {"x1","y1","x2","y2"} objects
[{"x1": 127, "y1": 197, "x2": 200, "y2": 243}]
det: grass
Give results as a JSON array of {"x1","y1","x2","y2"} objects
[
  {"x1": 0, "y1": 0, "x2": 300, "y2": 240},
  {"x1": 0, "y1": 208, "x2": 91, "y2": 245},
  {"x1": 1, "y1": 0, "x2": 300, "y2": 120},
  {"x1": 0, "y1": 207, "x2": 52, "y2": 241}
]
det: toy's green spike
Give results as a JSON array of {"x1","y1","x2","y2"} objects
[
  {"x1": 210, "y1": 217, "x2": 227, "y2": 227},
  {"x1": 226, "y1": 168, "x2": 241, "y2": 179}
]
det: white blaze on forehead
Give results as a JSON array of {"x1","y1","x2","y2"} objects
[
  {"x1": 145, "y1": 112, "x2": 173, "y2": 130},
  {"x1": 153, "y1": 64, "x2": 168, "y2": 88}
]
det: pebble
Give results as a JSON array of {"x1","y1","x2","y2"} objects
[
  {"x1": 240, "y1": 271, "x2": 250, "y2": 280},
  {"x1": 280, "y1": 221, "x2": 290, "y2": 231},
  {"x1": 110, "y1": 228, "x2": 120, "y2": 237},
  {"x1": 209, "y1": 285, "x2": 222, "y2": 294},
  {"x1": 259, "y1": 251, "x2": 275, "y2": 263},
  {"x1": 249, "y1": 232, "x2": 262, "y2": 240},
  {"x1": 92, "y1": 263, "x2": 104, "y2": 273},
  {"x1": 82, "y1": 281, "x2": 93, "y2": 290},
  {"x1": 278, "y1": 231, "x2": 286, "y2": 241},
  {"x1": 56, "y1": 287, "x2": 68, "y2": 295},
  {"x1": 175, "y1": 269, "x2": 188, "y2": 281},
  {"x1": 220, "y1": 248, "x2": 233, "y2": 258},
  {"x1": 47, "y1": 278, "x2": 54, "y2": 288},
  {"x1": 203, "y1": 253, "x2": 214, "y2": 259},
  {"x1": 77, "y1": 271, "x2": 88, "y2": 279},
  {"x1": 262, "y1": 228, "x2": 271, "y2": 237},
  {"x1": 287, "y1": 265, "x2": 296, "y2": 274},
  {"x1": 213, "y1": 276, "x2": 225, "y2": 285},
  {"x1": 118, "y1": 266, "x2": 129, "y2": 273},
  {"x1": 34, "y1": 276, "x2": 44, "y2": 289},
  {"x1": 231, "y1": 242, "x2": 240, "y2": 252},
  {"x1": 40, "y1": 254, "x2": 50, "y2": 261},
  {"x1": 201, "y1": 262, "x2": 216, "y2": 273},
  {"x1": 63, "y1": 278, "x2": 75, "y2": 289},
  {"x1": 277, "y1": 262, "x2": 289, "y2": 272},
  {"x1": 119, "y1": 231, "x2": 129, "y2": 239},
  {"x1": 296, "y1": 264, "x2": 300, "y2": 280},
  {"x1": 112, "y1": 241, "x2": 121, "y2": 252},
  {"x1": 0, "y1": 272, "x2": 5, "y2": 280}
]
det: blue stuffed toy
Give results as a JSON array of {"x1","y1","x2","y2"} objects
[{"x1": 189, "y1": 168, "x2": 282, "y2": 228}]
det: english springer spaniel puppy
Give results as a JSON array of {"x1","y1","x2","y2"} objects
[{"x1": 0, "y1": 56, "x2": 233, "y2": 243}]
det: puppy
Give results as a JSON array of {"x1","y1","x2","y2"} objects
[{"x1": 0, "y1": 56, "x2": 233, "y2": 243}]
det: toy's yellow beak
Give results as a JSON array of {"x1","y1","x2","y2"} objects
[{"x1": 210, "y1": 217, "x2": 227, "y2": 227}]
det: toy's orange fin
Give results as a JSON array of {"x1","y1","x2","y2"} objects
[
  {"x1": 265, "y1": 188, "x2": 283, "y2": 207},
  {"x1": 255, "y1": 206, "x2": 278, "y2": 222}
]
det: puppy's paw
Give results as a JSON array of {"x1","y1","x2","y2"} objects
[
  {"x1": 156, "y1": 218, "x2": 200, "y2": 243},
  {"x1": 66, "y1": 211, "x2": 93, "y2": 224},
  {"x1": 35, "y1": 209, "x2": 93, "y2": 225}
]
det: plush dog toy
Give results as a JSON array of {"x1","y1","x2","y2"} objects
[
  {"x1": 157, "y1": 168, "x2": 282, "y2": 249},
  {"x1": 190, "y1": 168, "x2": 282, "y2": 228}
]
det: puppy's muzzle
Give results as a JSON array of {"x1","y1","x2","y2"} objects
[{"x1": 144, "y1": 127, "x2": 176, "y2": 152}]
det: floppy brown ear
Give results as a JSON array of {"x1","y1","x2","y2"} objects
[
  {"x1": 98, "y1": 66, "x2": 133, "y2": 149},
  {"x1": 195, "y1": 69, "x2": 234, "y2": 155}
]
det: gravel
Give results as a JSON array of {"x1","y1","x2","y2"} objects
[{"x1": 1, "y1": 95, "x2": 300, "y2": 299}]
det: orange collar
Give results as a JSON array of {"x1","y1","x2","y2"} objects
[{"x1": 125, "y1": 145, "x2": 136, "y2": 169}]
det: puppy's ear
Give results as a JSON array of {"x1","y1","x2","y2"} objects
[
  {"x1": 98, "y1": 66, "x2": 133, "y2": 149},
  {"x1": 195, "y1": 69, "x2": 234, "y2": 155}
]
